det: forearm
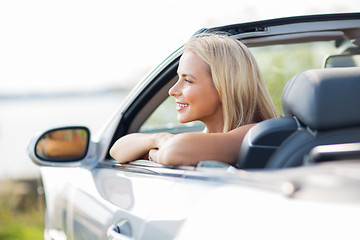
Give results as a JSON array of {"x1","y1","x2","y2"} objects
[
  {"x1": 110, "y1": 133, "x2": 157, "y2": 163},
  {"x1": 156, "y1": 132, "x2": 240, "y2": 166},
  {"x1": 156, "y1": 133, "x2": 205, "y2": 166}
]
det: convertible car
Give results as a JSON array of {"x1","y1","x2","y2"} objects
[{"x1": 28, "y1": 13, "x2": 360, "y2": 240}]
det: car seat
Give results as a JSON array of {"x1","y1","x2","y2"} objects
[
  {"x1": 236, "y1": 116, "x2": 299, "y2": 169},
  {"x1": 237, "y1": 67, "x2": 360, "y2": 169}
]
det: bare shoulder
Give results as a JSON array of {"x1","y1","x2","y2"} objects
[
  {"x1": 227, "y1": 123, "x2": 257, "y2": 138},
  {"x1": 179, "y1": 123, "x2": 257, "y2": 141}
]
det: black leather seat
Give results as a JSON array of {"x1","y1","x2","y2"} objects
[
  {"x1": 237, "y1": 67, "x2": 360, "y2": 169},
  {"x1": 236, "y1": 116, "x2": 299, "y2": 169}
]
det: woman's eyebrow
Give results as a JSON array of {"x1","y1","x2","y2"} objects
[{"x1": 178, "y1": 73, "x2": 197, "y2": 79}]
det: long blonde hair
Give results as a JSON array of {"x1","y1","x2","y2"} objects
[{"x1": 185, "y1": 33, "x2": 279, "y2": 132}]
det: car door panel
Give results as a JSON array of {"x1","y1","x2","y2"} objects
[{"x1": 67, "y1": 164, "x2": 185, "y2": 239}]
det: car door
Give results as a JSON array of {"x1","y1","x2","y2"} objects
[{"x1": 56, "y1": 162, "x2": 186, "y2": 239}]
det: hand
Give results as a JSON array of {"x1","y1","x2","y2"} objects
[
  {"x1": 148, "y1": 148, "x2": 159, "y2": 163},
  {"x1": 150, "y1": 133, "x2": 174, "y2": 164},
  {"x1": 155, "y1": 132, "x2": 174, "y2": 148}
]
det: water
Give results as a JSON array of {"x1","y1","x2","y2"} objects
[{"x1": 0, "y1": 92, "x2": 126, "y2": 179}]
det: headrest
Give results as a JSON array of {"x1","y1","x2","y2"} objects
[{"x1": 282, "y1": 67, "x2": 360, "y2": 131}]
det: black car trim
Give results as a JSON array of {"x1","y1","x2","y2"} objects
[{"x1": 207, "y1": 13, "x2": 360, "y2": 37}]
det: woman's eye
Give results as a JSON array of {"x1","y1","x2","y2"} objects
[{"x1": 185, "y1": 78, "x2": 193, "y2": 83}]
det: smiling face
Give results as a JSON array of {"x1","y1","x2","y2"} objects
[{"x1": 168, "y1": 50, "x2": 224, "y2": 133}]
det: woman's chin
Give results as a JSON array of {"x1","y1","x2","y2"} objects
[
  {"x1": 177, "y1": 119, "x2": 189, "y2": 124},
  {"x1": 177, "y1": 115, "x2": 192, "y2": 124}
]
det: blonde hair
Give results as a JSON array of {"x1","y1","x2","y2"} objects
[{"x1": 185, "y1": 33, "x2": 279, "y2": 132}]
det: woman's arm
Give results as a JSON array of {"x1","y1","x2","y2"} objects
[
  {"x1": 151, "y1": 123, "x2": 256, "y2": 166},
  {"x1": 110, "y1": 123, "x2": 255, "y2": 165},
  {"x1": 109, "y1": 132, "x2": 173, "y2": 163}
]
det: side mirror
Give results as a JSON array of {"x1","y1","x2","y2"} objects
[{"x1": 29, "y1": 126, "x2": 91, "y2": 165}]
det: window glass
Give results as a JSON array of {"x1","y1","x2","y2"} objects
[
  {"x1": 140, "y1": 96, "x2": 204, "y2": 133},
  {"x1": 140, "y1": 97, "x2": 180, "y2": 132}
]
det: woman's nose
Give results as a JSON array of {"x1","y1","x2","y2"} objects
[{"x1": 168, "y1": 80, "x2": 181, "y2": 97}]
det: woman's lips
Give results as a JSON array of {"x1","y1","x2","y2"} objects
[{"x1": 176, "y1": 102, "x2": 189, "y2": 111}]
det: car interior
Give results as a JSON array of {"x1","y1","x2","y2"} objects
[{"x1": 237, "y1": 67, "x2": 360, "y2": 169}]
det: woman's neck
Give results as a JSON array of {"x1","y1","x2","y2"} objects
[
  {"x1": 201, "y1": 108, "x2": 224, "y2": 133},
  {"x1": 204, "y1": 122, "x2": 224, "y2": 133}
]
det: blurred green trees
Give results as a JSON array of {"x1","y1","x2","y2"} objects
[{"x1": 253, "y1": 42, "x2": 338, "y2": 114}]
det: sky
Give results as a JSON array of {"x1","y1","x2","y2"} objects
[{"x1": 0, "y1": 0, "x2": 359, "y2": 94}]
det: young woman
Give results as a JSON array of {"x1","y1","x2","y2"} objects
[{"x1": 110, "y1": 33, "x2": 279, "y2": 166}]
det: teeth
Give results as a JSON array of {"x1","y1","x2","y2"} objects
[{"x1": 177, "y1": 103, "x2": 189, "y2": 108}]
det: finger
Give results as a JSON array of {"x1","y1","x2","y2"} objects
[{"x1": 148, "y1": 149, "x2": 158, "y2": 163}]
